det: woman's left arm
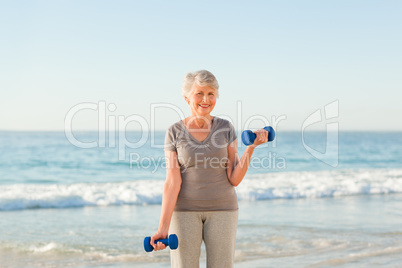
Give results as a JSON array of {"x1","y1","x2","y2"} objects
[{"x1": 226, "y1": 129, "x2": 268, "y2": 186}]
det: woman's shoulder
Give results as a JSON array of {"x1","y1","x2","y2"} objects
[
  {"x1": 213, "y1": 116, "x2": 234, "y2": 128},
  {"x1": 166, "y1": 120, "x2": 185, "y2": 134}
]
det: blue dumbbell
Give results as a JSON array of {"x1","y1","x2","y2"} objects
[
  {"x1": 241, "y1": 126, "x2": 275, "y2": 146},
  {"x1": 143, "y1": 234, "x2": 179, "y2": 252}
]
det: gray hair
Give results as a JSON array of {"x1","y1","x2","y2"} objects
[{"x1": 182, "y1": 70, "x2": 220, "y2": 98}]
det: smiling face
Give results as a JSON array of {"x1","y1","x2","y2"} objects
[{"x1": 185, "y1": 83, "x2": 217, "y2": 117}]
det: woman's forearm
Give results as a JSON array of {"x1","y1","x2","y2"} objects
[
  {"x1": 158, "y1": 176, "x2": 181, "y2": 233},
  {"x1": 229, "y1": 146, "x2": 255, "y2": 186}
]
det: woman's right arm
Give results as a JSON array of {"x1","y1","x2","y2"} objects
[{"x1": 150, "y1": 150, "x2": 182, "y2": 251}]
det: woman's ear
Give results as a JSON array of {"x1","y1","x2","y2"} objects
[{"x1": 184, "y1": 96, "x2": 190, "y2": 104}]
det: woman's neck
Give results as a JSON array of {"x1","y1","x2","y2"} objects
[{"x1": 186, "y1": 114, "x2": 213, "y2": 129}]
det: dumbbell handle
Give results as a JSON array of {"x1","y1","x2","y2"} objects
[
  {"x1": 154, "y1": 238, "x2": 169, "y2": 245},
  {"x1": 241, "y1": 126, "x2": 275, "y2": 146}
]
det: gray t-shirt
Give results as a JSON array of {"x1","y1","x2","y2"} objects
[{"x1": 164, "y1": 117, "x2": 238, "y2": 211}]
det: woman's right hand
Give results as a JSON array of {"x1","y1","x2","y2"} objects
[{"x1": 150, "y1": 230, "x2": 168, "y2": 251}]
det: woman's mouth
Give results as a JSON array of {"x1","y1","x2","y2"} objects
[{"x1": 199, "y1": 104, "x2": 210, "y2": 108}]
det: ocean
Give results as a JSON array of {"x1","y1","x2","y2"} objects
[{"x1": 1, "y1": 130, "x2": 402, "y2": 267}]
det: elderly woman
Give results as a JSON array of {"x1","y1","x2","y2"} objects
[{"x1": 150, "y1": 70, "x2": 268, "y2": 267}]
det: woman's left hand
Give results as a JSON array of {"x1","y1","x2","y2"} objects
[{"x1": 251, "y1": 129, "x2": 268, "y2": 147}]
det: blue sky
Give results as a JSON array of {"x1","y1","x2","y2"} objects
[{"x1": 1, "y1": 0, "x2": 401, "y2": 131}]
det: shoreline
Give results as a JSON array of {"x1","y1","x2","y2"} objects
[{"x1": 1, "y1": 194, "x2": 401, "y2": 267}]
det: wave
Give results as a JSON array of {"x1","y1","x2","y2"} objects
[
  {"x1": 0, "y1": 241, "x2": 156, "y2": 264},
  {"x1": 1, "y1": 168, "x2": 402, "y2": 211},
  {"x1": 237, "y1": 168, "x2": 402, "y2": 200}
]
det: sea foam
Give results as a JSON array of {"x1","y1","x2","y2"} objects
[{"x1": 1, "y1": 168, "x2": 402, "y2": 211}]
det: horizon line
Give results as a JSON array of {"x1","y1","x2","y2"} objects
[{"x1": 1, "y1": 129, "x2": 401, "y2": 132}]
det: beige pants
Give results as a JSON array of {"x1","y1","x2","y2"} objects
[{"x1": 169, "y1": 210, "x2": 238, "y2": 268}]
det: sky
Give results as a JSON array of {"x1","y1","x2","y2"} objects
[{"x1": 0, "y1": 0, "x2": 401, "y2": 132}]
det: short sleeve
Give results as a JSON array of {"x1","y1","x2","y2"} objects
[
  {"x1": 164, "y1": 126, "x2": 177, "y2": 152},
  {"x1": 227, "y1": 122, "x2": 237, "y2": 144}
]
